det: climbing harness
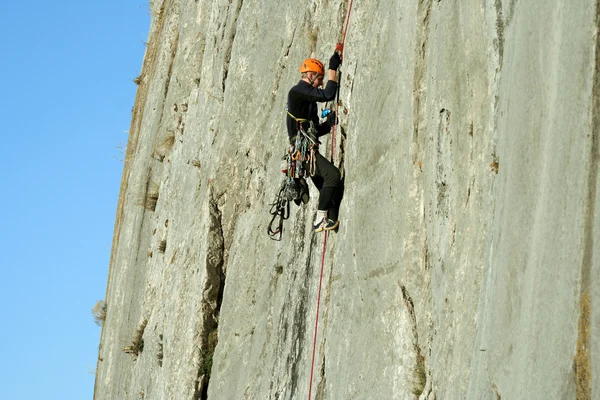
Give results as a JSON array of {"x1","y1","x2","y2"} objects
[
  {"x1": 307, "y1": 0, "x2": 354, "y2": 398},
  {"x1": 266, "y1": 113, "x2": 318, "y2": 241},
  {"x1": 288, "y1": 111, "x2": 320, "y2": 177}
]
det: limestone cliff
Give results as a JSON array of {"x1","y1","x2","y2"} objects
[{"x1": 94, "y1": 0, "x2": 599, "y2": 399}]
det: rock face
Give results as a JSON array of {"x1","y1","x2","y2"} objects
[{"x1": 94, "y1": 0, "x2": 599, "y2": 399}]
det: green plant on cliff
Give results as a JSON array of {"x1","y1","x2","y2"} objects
[
  {"x1": 575, "y1": 291, "x2": 591, "y2": 399},
  {"x1": 140, "y1": 181, "x2": 160, "y2": 211},
  {"x1": 158, "y1": 239, "x2": 167, "y2": 253},
  {"x1": 91, "y1": 300, "x2": 107, "y2": 326},
  {"x1": 200, "y1": 328, "x2": 219, "y2": 376},
  {"x1": 412, "y1": 354, "x2": 426, "y2": 396},
  {"x1": 157, "y1": 334, "x2": 164, "y2": 367},
  {"x1": 199, "y1": 349, "x2": 213, "y2": 376},
  {"x1": 154, "y1": 131, "x2": 175, "y2": 162},
  {"x1": 123, "y1": 319, "x2": 148, "y2": 358}
]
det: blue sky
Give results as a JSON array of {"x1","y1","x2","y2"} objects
[{"x1": 0, "y1": 1, "x2": 150, "y2": 398}]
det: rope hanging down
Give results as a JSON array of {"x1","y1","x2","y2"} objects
[{"x1": 307, "y1": 1, "x2": 354, "y2": 399}]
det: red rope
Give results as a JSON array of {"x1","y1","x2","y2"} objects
[
  {"x1": 342, "y1": 0, "x2": 354, "y2": 46},
  {"x1": 330, "y1": 0, "x2": 353, "y2": 161},
  {"x1": 308, "y1": 2, "x2": 354, "y2": 399},
  {"x1": 307, "y1": 231, "x2": 328, "y2": 400}
]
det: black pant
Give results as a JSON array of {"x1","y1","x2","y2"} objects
[{"x1": 308, "y1": 152, "x2": 343, "y2": 221}]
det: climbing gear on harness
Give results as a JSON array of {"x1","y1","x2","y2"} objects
[
  {"x1": 287, "y1": 110, "x2": 320, "y2": 177},
  {"x1": 267, "y1": 179, "x2": 291, "y2": 241},
  {"x1": 267, "y1": 111, "x2": 318, "y2": 240},
  {"x1": 267, "y1": 171, "x2": 311, "y2": 240},
  {"x1": 300, "y1": 58, "x2": 325, "y2": 75},
  {"x1": 267, "y1": 176, "x2": 310, "y2": 241}
]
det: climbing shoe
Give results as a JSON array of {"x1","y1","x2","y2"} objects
[
  {"x1": 313, "y1": 218, "x2": 326, "y2": 232},
  {"x1": 323, "y1": 219, "x2": 339, "y2": 231},
  {"x1": 314, "y1": 218, "x2": 339, "y2": 233}
]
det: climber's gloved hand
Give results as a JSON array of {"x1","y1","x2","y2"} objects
[
  {"x1": 326, "y1": 111, "x2": 338, "y2": 127},
  {"x1": 328, "y1": 52, "x2": 342, "y2": 71}
]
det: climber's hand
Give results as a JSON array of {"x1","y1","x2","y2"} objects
[{"x1": 329, "y1": 52, "x2": 342, "y2": 71}]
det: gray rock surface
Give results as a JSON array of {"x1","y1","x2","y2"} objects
[{"x1": 94, "y1": 0, "x2": 599, "y2": 399}]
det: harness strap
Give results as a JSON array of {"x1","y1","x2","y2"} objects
[{"x1": 287, "y1": 110, "x2": 308, "y2": 123}]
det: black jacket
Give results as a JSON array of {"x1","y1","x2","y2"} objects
[{"x1": 286, "y1": 79, "x2": 338, "y2": 144}]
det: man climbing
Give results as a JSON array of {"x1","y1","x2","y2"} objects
[{"x1": 286, "y1": 51, "x2": 343, "y2": 232}]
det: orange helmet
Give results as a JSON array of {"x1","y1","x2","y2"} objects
[{"x1": 299, "y1": 58, "x2": 324, "y2": 75}]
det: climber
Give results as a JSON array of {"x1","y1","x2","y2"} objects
[{"x1": 286, "y1": 51, "x2": 343, "y2": 232}]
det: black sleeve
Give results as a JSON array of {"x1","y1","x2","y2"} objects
[
  {"x1": 315, "y1": 121, "x2": 331, "y2": 137},
  {"x1": 295, "y1": 80, "x2": 338, "y2": 103}
]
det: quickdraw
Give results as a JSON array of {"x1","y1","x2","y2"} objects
[{"x1": 267, "y1": 179, "x2": 291, "y2": 241}]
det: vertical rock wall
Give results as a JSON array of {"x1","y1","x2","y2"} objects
[{"x1": 95, "y1": 0, "x2": 599, "y2": 399}]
